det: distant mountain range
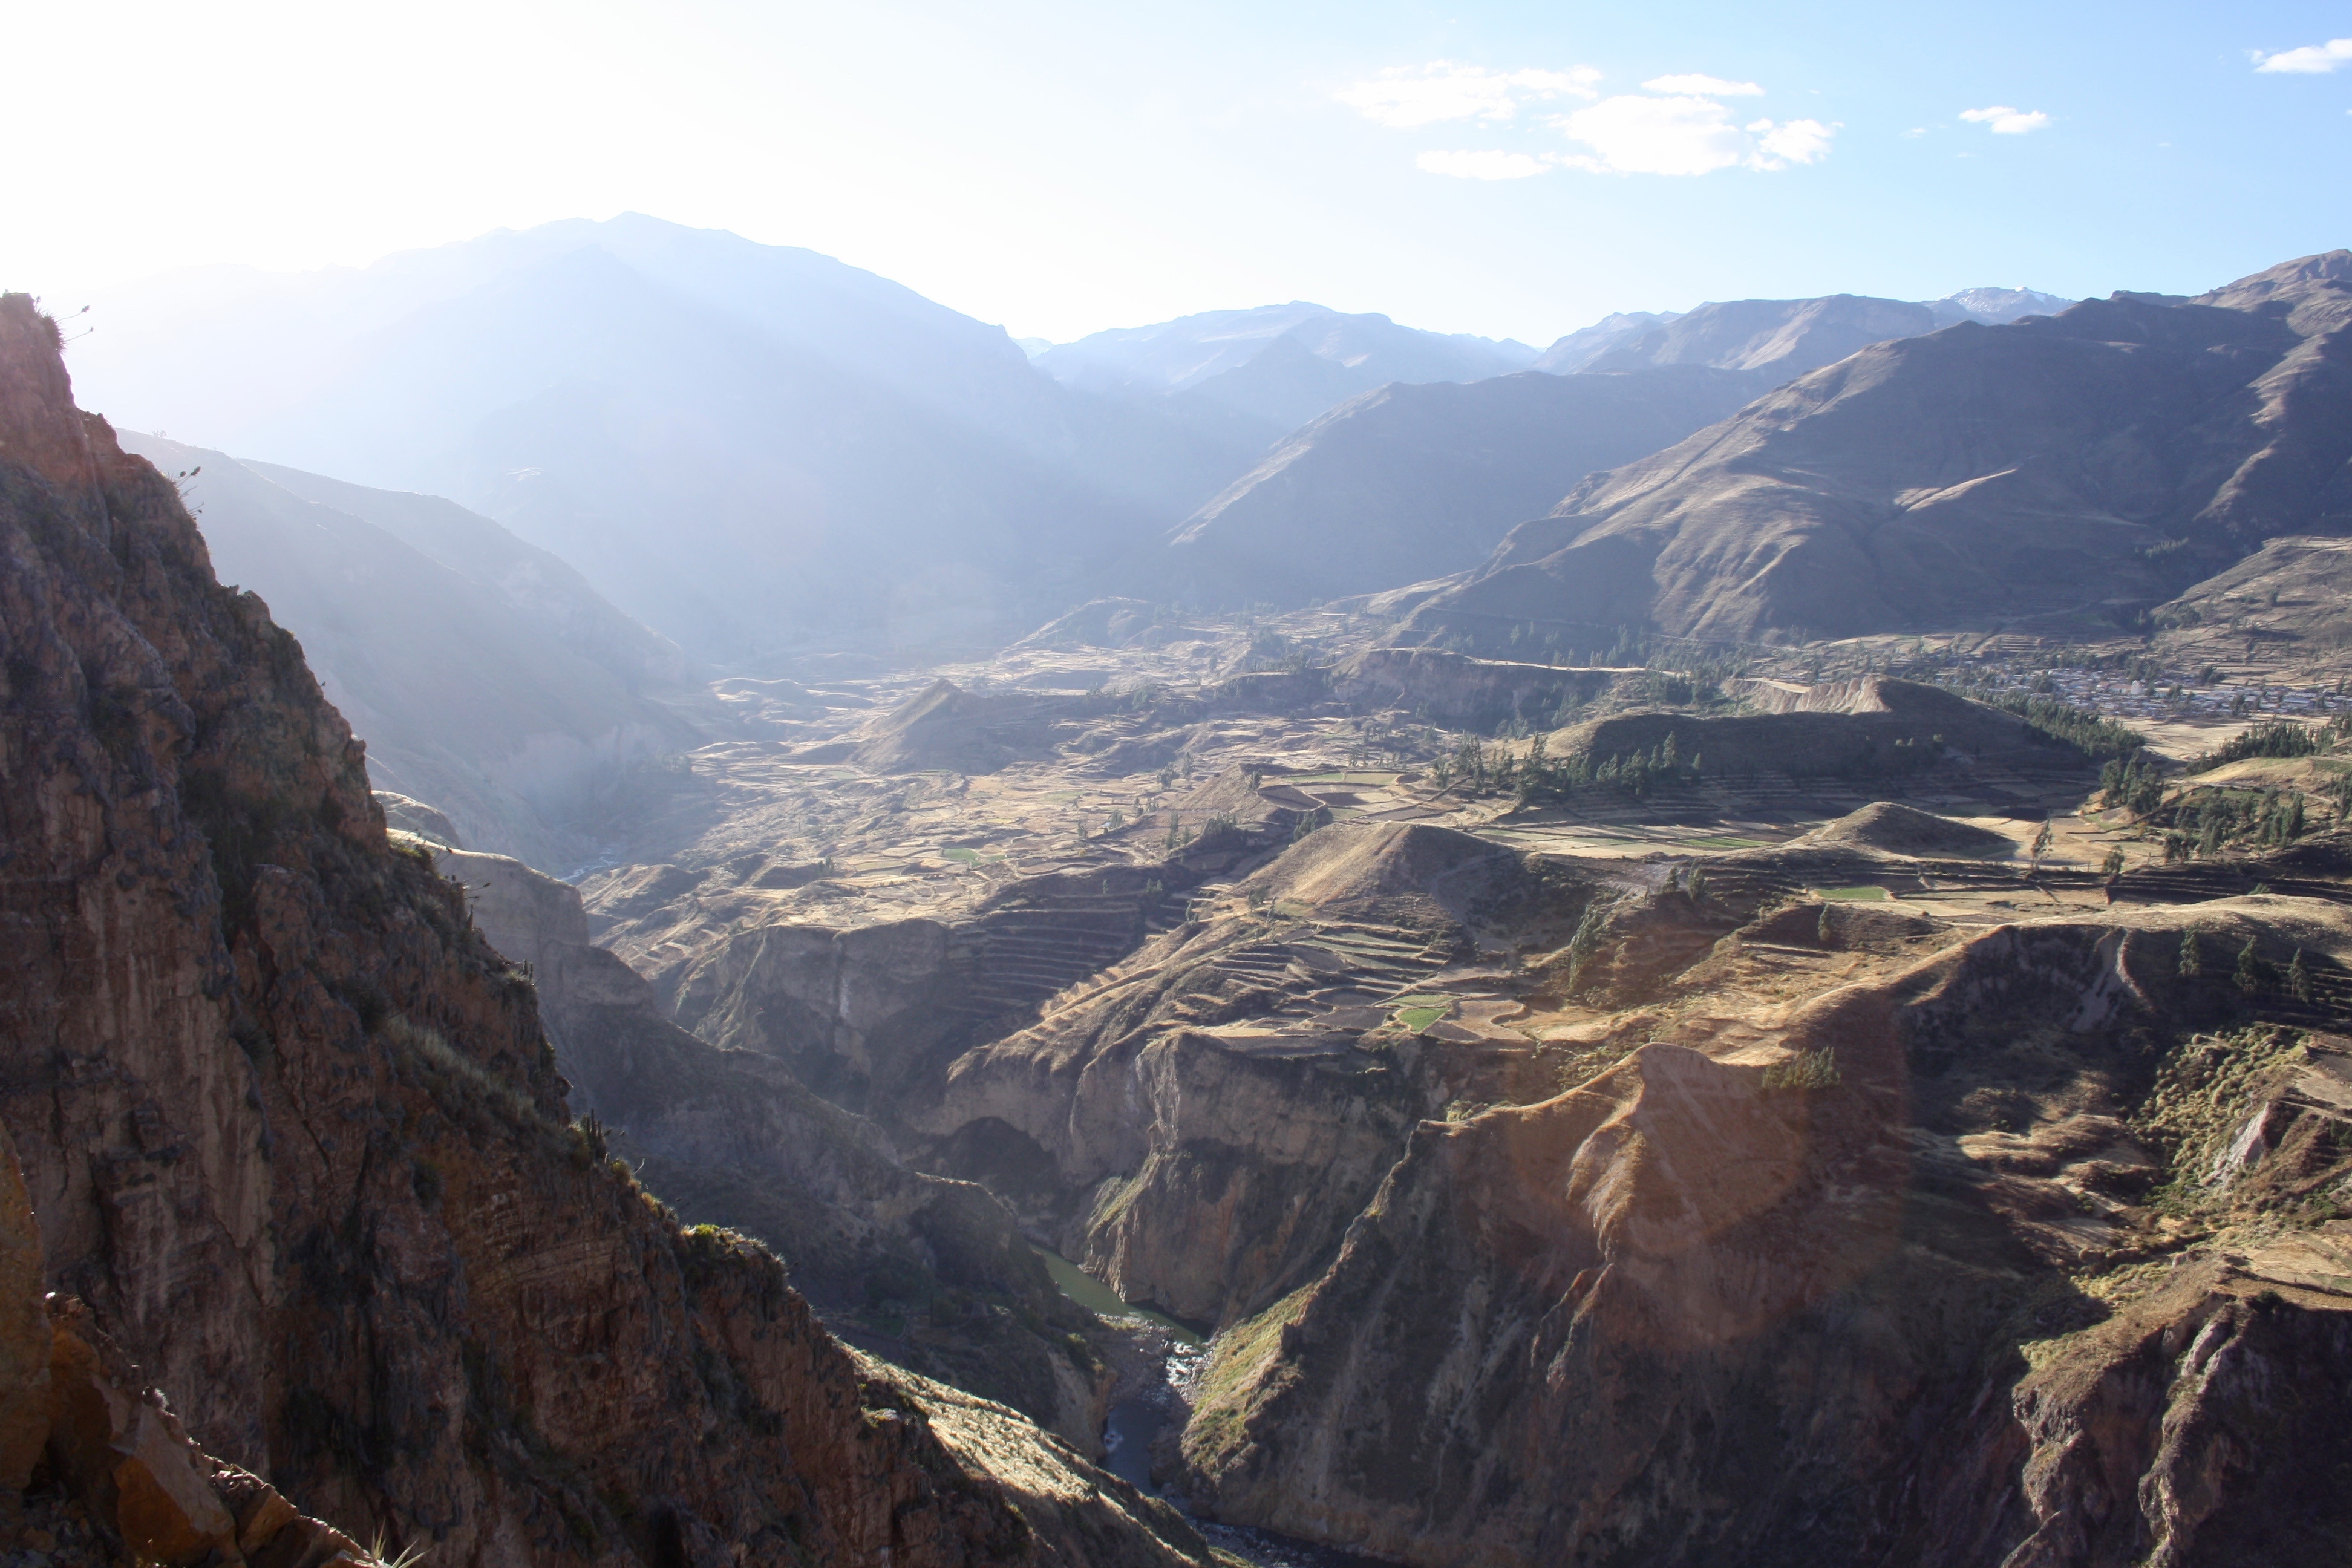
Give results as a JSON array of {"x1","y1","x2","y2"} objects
[
  {"x1": 1034, "y1": 302, "x2": 1540, "y2": 433},
  {"x1": 1141, "y1": 289, "x2": 2082, "y2": 610},
  {"x1": 1390, "y1": 253, "x2": 2352, "y2": 650},
  {"x1": 74, "y1": 216, "x2": 1270, "y2": 665},
  {"x1": 76, "y1": 215, "x2": 2112, "y2": 670},
  {"x1": 1532, "y1": 287, "x2": 2075, "y2": 373}
]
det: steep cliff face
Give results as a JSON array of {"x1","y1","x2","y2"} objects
[
  {"x1": 912, "y1": 824, "x2": 1590, "y2": 1328},
  {"x1": 0, "y1": 292, "x2": 1205, "y2": 1566},
  {"x1": 1180, "y1": 906, "x2": 2352, "y2": 1567},
  {"x1": 432, "y1": 841, "x2": 1116, "y2": 1446}
]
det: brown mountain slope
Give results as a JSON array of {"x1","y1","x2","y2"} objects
[
  {"x1": 1158, "y1": 367, "x2": 1766, "y2": 607},
  {"x1": 2156, "y1": 534, "x2": 2352, "y2": 650},
  {"x1": 1167, "y1": 838, "x2": 2352, "y2": 1566},
  {"x1": 0, "y1": 292, "x2": 1204, "y2": 1565},
  {"x1": 1399, "y1": 252, "x2": 2352, "y2": 650},
  {"x1": 431, "y1": 840, "x2": 1119, "y2": 1445}
]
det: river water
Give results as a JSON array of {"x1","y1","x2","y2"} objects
[{"x1": 1039, "y1": 1248, "x2": 1394, "y2": 1568}]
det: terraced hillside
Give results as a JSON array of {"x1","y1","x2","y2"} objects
[{"x1": 526, "y1": 595, "x2": 2352, "y2": 1566}]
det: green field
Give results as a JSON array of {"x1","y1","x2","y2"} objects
[
  {"x1": 941, "y1": 846, "x2": 982, "y2": 865},
  {"x1": 1815, "y1": 886, "x2": 1892, "y2": 902}
]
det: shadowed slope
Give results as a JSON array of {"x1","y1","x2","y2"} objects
[
  {"x1": 1160, "y1": 367, "x2": 1767, "y2": 607},
  {"x1": 119, "y1": 432, "x2": 695, "y2": 867}
]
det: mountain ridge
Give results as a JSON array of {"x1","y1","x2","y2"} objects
[{"x1": 1393, "y1": 253, "x2": 2352, "y2": 651}]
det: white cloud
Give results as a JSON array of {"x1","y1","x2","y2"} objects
[
  {"x1": 1416, "y1": 149, "x2": 1550, "y2": 180},
  {"x1": 1960, "y1": 105, "x2": 2051, "y2": 134},
  {"x1": 1337, "y1": 61, "x2": 1599, "y2": 128},
  {"x1": 2255, "y1": 38, "x2": 2352, "y2": 73},
  {"x1": 1641, "y1": 73, "x2": 1763, "y2": 97},
  {"x1": 1551, "y1": 94, "x2": 1835, "y2": 175},
  {"x1": 1751, "y1": 117, "x2": 1837, "y2": 165}
]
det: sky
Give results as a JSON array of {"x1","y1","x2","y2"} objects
[{"x1": 5, "y1": 0, "x2": 2350, "y2": 345}]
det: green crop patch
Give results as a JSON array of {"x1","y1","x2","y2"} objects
[
  {"x1": 1815, "y1": 886, "x2": 1891, "y2": 901},
  {"x1": 1396, "y1": 1005, "x2": 1449, "y2": 1033}
]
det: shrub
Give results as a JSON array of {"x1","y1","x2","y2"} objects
[{"x1": 1762, "y1": 1048, "x2": 1841, "y2": 1090}]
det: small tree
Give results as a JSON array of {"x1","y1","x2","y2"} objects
[
  {"x1": 2236, "y1": 937, "x2": 2271, "y2": 995},
  {"x1": 2290, "y1": 948, "x2": 2314, "y2": 1003},
  {"x1": 2179, "y1": 927, "x2": 2202, "y2": 979},
  {"x1": 2101, "y1": 848, "x2": 2126, "y2": 879}
]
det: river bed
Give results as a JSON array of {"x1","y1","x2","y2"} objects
[{"x1": 1039, "y1": 1247, "x2": 1394, "y2": 1568}]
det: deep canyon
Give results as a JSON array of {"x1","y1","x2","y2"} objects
[{"x1": 8, "y1": 234, "x2": 2352, "y2": 1567}]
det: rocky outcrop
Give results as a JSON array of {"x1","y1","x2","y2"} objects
[
  {"x1": 0, "y1": 291, "x2": 1206, "y2": 1566},
  {"x1": 1178, "y1": 903, "x2": 2352, "y2": 1566},
  {"x1": 1399, "y1": 253, "x2": 2352, "y2": 649},
  {"x1": 912, "y1": 825, "x2": 1576, "y2": 1327},
  {"x1": 372, "y1": 790, "x2": 463, "y2": 848},
  {"x1": 3, "y1": 1118, "x2": 381, "y2": 1566}
]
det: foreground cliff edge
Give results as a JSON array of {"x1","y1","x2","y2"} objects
[{"x1": 0, "y1": 292, "x2": 1210, "y2": 1563}]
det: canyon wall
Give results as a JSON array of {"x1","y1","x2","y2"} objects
[{"x1": 0, "y1": 292, "x2": 1203, "y2": 1566}]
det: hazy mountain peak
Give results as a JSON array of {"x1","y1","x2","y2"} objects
[
  {"x1": 1582, "y1": 293, "x2": 1938, "y2": 377},
  {"x1": 1032, "y1": 299, "x2": 1540, "y2": 426},
  {"x1": 1532, "y1": 310, "x2": 1685, "y2": 373},
  {"x1": 1927, "y1": 285, "x2": 2079, "y2": 326}
]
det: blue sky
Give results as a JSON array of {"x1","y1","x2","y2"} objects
[{"x1": 6, "y1": 0, "x2": 2349, "y2": 344}]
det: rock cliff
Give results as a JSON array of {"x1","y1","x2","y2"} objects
[
  {"x1": 430, "y1": 840, "x2": 1117, "y2": 1445},
  {"x1": 0, "y1": 291, "x2": 1206, "y2": 1565},
  {"x1": 1180, "y1": 901, "x2": 2352, "y2": 1566}
]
